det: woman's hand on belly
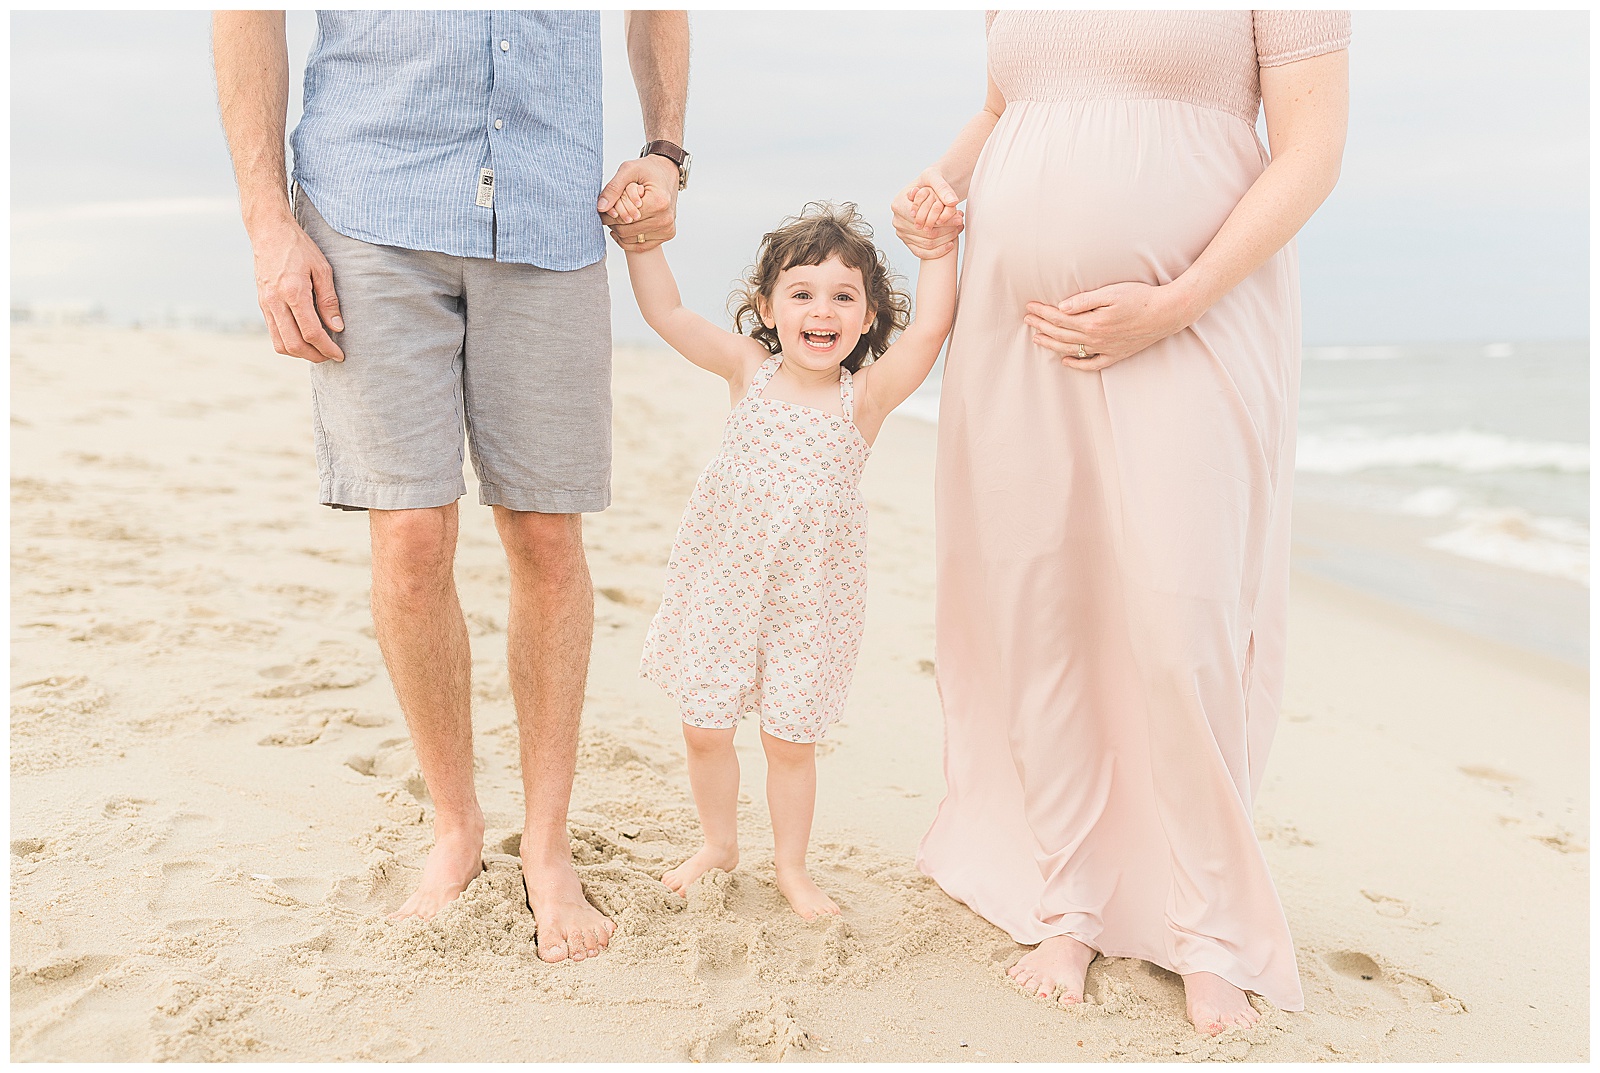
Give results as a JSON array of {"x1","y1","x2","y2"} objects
[{"x1": 1024, "y1": 281, "x2": 1194, "y2": 373}]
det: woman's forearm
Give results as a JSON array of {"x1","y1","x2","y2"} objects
[
  {"x1": 934, "y1": 107, "x2": 1002, "y2": 202},
  {"x1": 1169, "y1": 51, "x2": 1348, "y2": 323},
  {"x1": 1168, "y1": 142, "x2": 1342, "y2": 323},
  {"x1": 934, "y1": 72, "x2": 1007, "y2": 201}
]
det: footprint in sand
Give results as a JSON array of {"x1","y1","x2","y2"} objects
[
  {"x1": 344, "y1": 738, "x2": 417, "y2": 779},
  {"x1": 253, "y1": 582, "x2": 341, "y2": 618},
  {"x1": 255, "y1": 642, "x2": 375, "y2": 699},
  {"x1": 150, "y1": 811, "x2": 226, "y2": 856},
  {"x1": 1459, "y1": 764, "x2": 1520, "y2": 787},
  {"x1": 101, "y1": 794, "x2": 151, "y2": 819},
  {"x1": 1358, "y1": 889, "x2": 1410, "y2": 918},
  {"x1": 465, "y1": 611, "x2": 503, "y2": 636},
  {"x1": 1321, "y1": 949, "x2": 1466, "y2": 1014},
  {"x1": 596, "y1": 586, "x2": 656, "y2": 612},
  {"x1": 259, "y1": 706, "x2": 388, "y2": 747},
  {"x1": 1532, "y1": 830, "x2": 1588, "y2": 854},
  {"x1": 11, "y1": 837, "x2": 50, "y2": 863},
  {"x1": 147, "y1": 859, "x2": 213, "y2": 916},
  {"x1": 686, "y1": 998, "x2": 810, "y2": 1062},
  {"x1": 690, "y1": 920, "x2": 751, "y2": 983}
]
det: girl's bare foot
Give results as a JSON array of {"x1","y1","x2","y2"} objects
[
  {"x1": 775, "y1": 865, "x2": 839, "y2": 921},
  {"x1": 1183, "y1": 971, "x2": 1261, "y2": 1035},
  {"x1": 387, "y1": 823, "x2": 484, "y2": 921},
  {"x1": 1008, "y1": 934, "x2": 1097, "y2": 1006},
  {"x1": 662, "y1": 842, "x2": 739, "y2": 896}
]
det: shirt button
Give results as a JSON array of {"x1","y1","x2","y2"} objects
[
  {"x1": 500, "y1": 39, "x2": 509, "y2": 51},
  {"x1": 494, "y1": 119, "x2": 503, "y2": 130}
]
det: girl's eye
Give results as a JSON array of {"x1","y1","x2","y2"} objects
[
  {"x1": 792, "y1": 291, "x2": 811, "y2": 301},
  {"x1": 835, "y1": 294, "x2": 854, "y2": 302}
]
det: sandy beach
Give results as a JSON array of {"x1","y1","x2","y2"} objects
[{"x1": 9, "y1": 325, "x2": 1588, "y2": 1061}]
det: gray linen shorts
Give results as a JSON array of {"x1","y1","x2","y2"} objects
[{"x1": 294, "y1": 189, "x2": 612, "y2": 513}]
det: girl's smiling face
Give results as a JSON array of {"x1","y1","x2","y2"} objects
[{"x1": 758, "y1": 257, "x2": 874, "y2": 373}]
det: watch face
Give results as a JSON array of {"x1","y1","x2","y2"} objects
[{"x1": 678, "y1": 152, "x2": 692, "y2": 190}]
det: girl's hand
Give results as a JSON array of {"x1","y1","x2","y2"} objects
[
  {"x1": 1024, "y1": 282, "x2": 1195, "y2": 372},
  {"x1": 610, "y1": 182, "x2": 648, "y2": 227},
  {"x1": 906, "y1": 187, "x2": 962, "y2": 258},
  {"x1": 891, "y1": 167, "x2": 963, "y2": 260}
]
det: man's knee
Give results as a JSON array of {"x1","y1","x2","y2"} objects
[
  {"x1": 495, "y1": 508, "x2": 586, "y2": 575},
  {"x1": 371, "y1": 505, "x2": 458, "y2": 584}
]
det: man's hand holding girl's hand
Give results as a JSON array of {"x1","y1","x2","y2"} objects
[
  {"x1": 599, "y1": 153, "x2": 680, "y2": 251},
  {"x1": 892, "y1": 169, "x2": 965, "y2": 260}
]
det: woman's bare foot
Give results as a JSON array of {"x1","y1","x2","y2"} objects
[
  {"x1": 662, "y1": 842, "x2": 738, "y2": 896},
  {"x1": 1183, "y1": 971, "x2": 1261, "y2": 1035},
  {"x1": 387, "y1": 822, "x2": 484, "y2": 921},
  {"x1": 775, "y1": 865, "x2": 840, "y2": 921},
  {"x1": 1008, "y1": 935, "x2": 1097, "y2": 1006},
  {"x1": 521, "y1": 836, "x2": 615, "y2": 964}
]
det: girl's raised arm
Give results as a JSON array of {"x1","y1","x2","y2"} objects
[
  {"x1": 625, "y1": 246, "x2": 767, "y2": 383},
  {"x1": 855, "y1": 234, "x2": 959, "y2": 433}
]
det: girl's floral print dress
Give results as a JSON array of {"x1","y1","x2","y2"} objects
[{"x1": 641, "y1": 354, "x2": 869, "y2": 744}]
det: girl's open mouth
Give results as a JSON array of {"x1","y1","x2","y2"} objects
[{"x1": 802, "y1": 329, "x2": 838, "y2": 352}]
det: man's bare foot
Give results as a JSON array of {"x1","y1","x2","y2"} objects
[
  {"x1": 521, "y1": 843, "x2": 614, "y2": 964},
  {"x1": 1008, "y1": 935, "x2": 1097, "y2": 1006},
  {"x1": 1183, "y1": 971, "x2": 1261, "y2": 1035},
  {"x1": 775, "y1": 865, "x2": 839, "y2": 921},
  {"x1": 662, "y1": 842, "x2": 738, "y2": 896},
  {"x1": 387, "y1": 823, "x2": 484, "y2": 921}
]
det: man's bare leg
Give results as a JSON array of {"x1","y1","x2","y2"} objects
[
  {"x1": 371, "y1": 503, "x2": 485, "y2": 920},
  {"x1": 494, "y1": 507, "x2": 614, "y2": 963}
]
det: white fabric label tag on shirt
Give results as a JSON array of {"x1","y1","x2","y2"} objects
[{"x1": 476, "y1": 168, "x2": 495, "y2": 209}]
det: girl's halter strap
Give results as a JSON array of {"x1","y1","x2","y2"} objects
[
  {"x1": 840, "y1": 365, "x2": 854, "y2": 421},
  {"x1": 749, "y1": 353, "x2": 782, "y2": 398}
]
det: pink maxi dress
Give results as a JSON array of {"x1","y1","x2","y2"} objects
[{"x1": 917, "y1": 11, "x2": 1351, "y2": 1012}]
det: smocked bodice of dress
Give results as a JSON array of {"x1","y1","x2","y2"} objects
[
  {"x1": 709, "y1": 355, "x2": 869, "y2": 496},
  {"x1": 986, "y1": 10, "x2": 1351, "y2": 123}
]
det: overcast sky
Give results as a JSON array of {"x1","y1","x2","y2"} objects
[{"x1": 9, "y1": 9, "x2": 1589, "y2": 345}]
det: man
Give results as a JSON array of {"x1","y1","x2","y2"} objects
[{"x1": 213, "y1": 10, "x2": 690, "y2": 964}]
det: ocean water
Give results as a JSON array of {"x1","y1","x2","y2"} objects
[
  {"x1": 897, "y1": 340, "x2": 1590, "y2": 662},
  {"x1": 1295, "y1": 340, "x2": 1588, "y2": 587}
]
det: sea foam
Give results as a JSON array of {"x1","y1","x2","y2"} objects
[{"x1": 1426, "y1": 509, "x2": 1590, "y2": 586}]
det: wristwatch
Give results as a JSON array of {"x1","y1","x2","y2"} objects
[{"x1": 640, "y1": 139, "x2": 692, "y2": 190}]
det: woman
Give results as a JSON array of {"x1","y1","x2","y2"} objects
[{"x1": 893, "y1": 11, "x2": 1349, "y2": 1034}]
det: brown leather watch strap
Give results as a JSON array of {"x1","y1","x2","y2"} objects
[{"x1": 640, "y1": 139, "x2": 686, "y2": 167}]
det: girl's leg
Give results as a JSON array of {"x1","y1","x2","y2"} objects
[
  {"x1": 760, "y1": 730, "x2": 840, "y2": 921},
  {"x1": 663, "y1": 723, "x2": 741, "y2": 894}
]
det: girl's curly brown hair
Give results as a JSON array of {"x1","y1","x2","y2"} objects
[{"x1": 729, "y1": 202, "x2": 912, "y2": 373}]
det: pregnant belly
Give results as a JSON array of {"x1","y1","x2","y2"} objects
[{"x1": 965, "y1": 98, "x2": 1267, "y2": 302}]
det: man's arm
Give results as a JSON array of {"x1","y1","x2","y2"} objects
[
  {"x1": 598, "y1": 10, "x2": 689, "y2": 252},
  {"x1": 626, "y1": 9, "x2": 687, "y2": 147},
  {"x1": 213, "y1": 10, "x2": 344, "y2": 362}
]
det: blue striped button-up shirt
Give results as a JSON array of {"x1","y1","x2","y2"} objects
[{"x1": 290, "y1": 10, "x2": 605, "y2": 270}]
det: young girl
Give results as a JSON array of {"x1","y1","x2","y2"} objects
[{"x1": 621, "y1": 198, "x2": 959, "y2": 920}]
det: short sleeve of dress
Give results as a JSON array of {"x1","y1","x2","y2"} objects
[{"x1": 1254, "y1": 10, "x2": 1352, "y2": 68}]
